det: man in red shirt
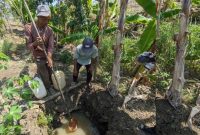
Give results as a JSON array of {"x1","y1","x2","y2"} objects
[{"x1": 25, "y1": 5, "x2": 54, "y2": 93}]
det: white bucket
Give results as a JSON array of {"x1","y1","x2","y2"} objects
[
  {"x1": 28, "y1": 77, "x2": 47, "y2": 99},
  {"x1": 51, "y1": 71, "x2": 66, "y2": 90}
]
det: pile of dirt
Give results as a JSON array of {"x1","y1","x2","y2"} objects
[
  {"x1": 125, "y1": 85, "x2": 156, "y2": 125},
  {"x1": 155, "y1": 98, "x2": 198, "y2": 135}
]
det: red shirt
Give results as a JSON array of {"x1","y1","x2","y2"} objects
[{"x1": 24, "y1": 23, "x2": 54, "y2": 59}]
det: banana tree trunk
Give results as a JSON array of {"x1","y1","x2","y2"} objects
[
  {"x1": 108, "y1": 0, "x2": 129, "y2": 97},
  {"x1": 166, "y1": 0, "x2": 191, "y2": 108},
  {"x1": 93, "y1": 0, "x2": 106, "y2": 81}
]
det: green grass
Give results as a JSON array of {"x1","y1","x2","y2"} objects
[
  {"x1": 0, "y1": 40, "x2": 13, "y2": 55},
  {"x1": 182, "y1": 88, "x2": 199, "y2": 105}
]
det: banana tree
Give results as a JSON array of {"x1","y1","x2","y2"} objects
[
  {"x1": 135, "y1": 0, "x2": 181, "y2": 53},
  {"x1": 95, "y1": 0, "x2": 106, "y2": 48},
  {"x1": 166, "y1": 0, "x2": 191, "y2": 108},
  {"x1": 108, "y1": 0, "x2": 129, "y2": 97},
  {"x1": 93, "y1": 0, "x2": 106, "y2": 80}
]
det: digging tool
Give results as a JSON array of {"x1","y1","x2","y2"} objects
[{"x1": 23, "y1": 0, "x2": 77, "y2": 131}]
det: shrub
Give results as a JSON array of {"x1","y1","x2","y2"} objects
[{"x1": 59, "y1": 50, "x2": 73, "y2": 66}]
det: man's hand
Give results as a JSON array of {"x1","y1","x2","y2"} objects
[
  {"x1": 36, "y1": 46, "x2": 43, "y2": 51},
  {"x1": 34, "y1": 37, "x2": 43, "y2": 46},
  {"x1": 47, "y1": 57, "x2": 53, "y2": 68}
]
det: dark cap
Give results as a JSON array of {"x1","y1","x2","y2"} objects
[{"x1": 82, "y1": 37, "x2": 94, "y2": 49}]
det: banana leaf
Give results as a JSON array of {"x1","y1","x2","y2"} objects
[
  {"x1": 160, "y1": 9, "x2": 181, "y2": 19},
  {"x1": 135, "y1": 0, "x2": 156, "y2": 18},
  {"x1": 61, "y1": 33, "x2": 86, "y2": 44},
  {"x1": 49, "y1": 25, "x2": 65, "y2": 35},
  {"x1": 126, "y1": 14, "x2": 151, "y2": 24},
  {"x1": 104, "y1": 27, "x2": 117, "y2": 34},
  {"x1": 136, "y1": 19, "x2": 156, "y2": 53}
]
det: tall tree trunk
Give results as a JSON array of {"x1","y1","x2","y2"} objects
[
  {"x1": 93, "y1": 0, "x2": 106, "y2": 80},
  {"x1": 104, "y1": 0, "x2": 109, "y2": 28},
  {"x1": 108, "y1": 0, "x2": 129, "y2": 97},
  {"x1": 166, "y1": 0, "x2": 191, "y2": 108},
  {"x1": 95, "y1": 0, "x2": 106, "y2": 48}
]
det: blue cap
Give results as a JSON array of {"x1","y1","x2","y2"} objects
[{"x1": 82, "y1": 37, "x2": 94, "y2": 49}]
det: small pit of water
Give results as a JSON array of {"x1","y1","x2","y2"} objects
[{"x1": 54, "y1": 112, "x2": 100, "y2": 135}]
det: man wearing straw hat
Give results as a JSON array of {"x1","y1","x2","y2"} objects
[{"x1": 24, "y1": 4, "x2": 54, "y2": 94}]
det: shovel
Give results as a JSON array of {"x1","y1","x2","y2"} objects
[{"x1": 23, "y1": 0, "x2": 77, "y2": 131}]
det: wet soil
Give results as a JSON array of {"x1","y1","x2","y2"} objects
[{"x1": 155, "y1": 98, "x2": 199, "y2": 135}]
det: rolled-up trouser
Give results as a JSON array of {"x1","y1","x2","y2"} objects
[{"x1": 36, "y1": 59, "x2": 52, "y2": 89}]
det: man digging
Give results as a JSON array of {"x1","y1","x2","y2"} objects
[
  {"x1": 25, "y1": 4, "x2": 55, "y2": 95},
  {"x1": 72, "y1": 37, "x2": 98, "y2": 89}
]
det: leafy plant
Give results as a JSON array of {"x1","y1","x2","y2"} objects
[
  {"x1": 160, "y1": 9, "x2": 181, "y2": 19},
  {"x1": 0, "y1": 74, "x2": 38, "y2": 135},
  {"x1": 126, "y1": 14, "x2": 151, "y2": 24},
  {"x1": 20, "y1": 88, "x2": 32, "y2": 101},
  {"x1": 59, "y1": 50, "x2": 73, "y2": 66},
  {"x1": 61, "y1": 33, "x2": 86, "y2": 44},
  {"x1": 182, "y1": 88, "x2": 199, "y2": 104},
  {"x1": 186, "y1": 24, "x2": 200, "y2": 60},
  {"x1": 136, "y1": 20, "x2": 156, "y2": 53},
  {"x1": 0, "y1": 105, "x2": 22, "y2": 135},
  {"x1": 192, "y1": 0, "x2": 200, "y2": 6},
  {"x1": 0, "y1": 124, "x2": 21, "y2": 135},
  {"x1": 99, "y1": 36, "x2": 114, "y2": 72},
  {"x1": 4, "y1": 105, "x2": 22, "y2": 124},
  {"x1": 149, "y1": 71, "x2": 171, "y2": 92},
  {"x1": 2, "y1": 87, "x2": 19, "y2": 99},
  {"x1": 0, "y1": 52, "x2": 9, "y2": 61},
  {"x1": 30, "y1": 80, "x2": 40, "y2": 90},
  {"x1": 37, "y1": 113, "x2": 53, "y2": 127},
  {"x1": 17, "y1": 75, "x2": 31, "y2": 86},
  {"x1": 0, "y1": 40, "x2": 13, "y2": 55},
  {"x1": 0, "y1": 51, "x2": 9, "y2": 70},
  {"x1": 135, "y1": 0, "x2": 156, "y2": 18}
]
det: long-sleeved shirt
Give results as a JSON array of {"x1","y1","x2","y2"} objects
[{"x1": 24, "y1": 23, "x2": 54, "y2": 59}]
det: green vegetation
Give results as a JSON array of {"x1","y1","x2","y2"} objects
[
  {"x1": 59, "y1": 50, "x2": 73, "y2": 66},
  {"x1": 37, "y1": 113, "x2": 53, "y2": 127},
  {"x1": 0, "y1": 73, "x2": 39, "y2": 134}
]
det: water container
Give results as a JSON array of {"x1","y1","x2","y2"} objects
[
  {"x1": 51, "y1": 71, "x2": 66, "y2": 90},
  {"x1": 28, "y1": 77, "x2": 47, "y2": 99}
]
